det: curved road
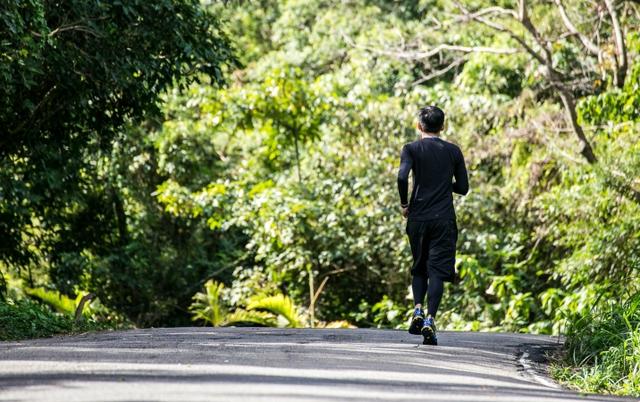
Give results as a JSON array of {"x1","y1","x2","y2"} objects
[{"x1": 0, "y1": 328, "x2": 636, "y2": 401}]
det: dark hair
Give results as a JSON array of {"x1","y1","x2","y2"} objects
[{"x1": 418, "y1": 106, "x2": 445, "y2": 132}]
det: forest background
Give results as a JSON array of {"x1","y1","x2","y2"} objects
[{"x1": 1, "y1": 0, "x2": 639, "y2": 396}]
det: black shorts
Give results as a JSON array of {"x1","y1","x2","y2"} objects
[{"x1": 406, "y1": 219, "x2": 458, "y2": 282}]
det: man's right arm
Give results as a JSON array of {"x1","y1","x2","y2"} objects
[{"x1": 452, "y1": 147, "x2": 469, "y2": 195}]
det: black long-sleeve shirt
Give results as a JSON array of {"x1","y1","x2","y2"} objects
[{"x1": 397, "y1": 137, "x2": 468, "y2": 221}]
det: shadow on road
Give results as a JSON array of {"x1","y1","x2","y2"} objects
[{"x1": 0, "y1": 328, "x2": 633, "y2": 402}]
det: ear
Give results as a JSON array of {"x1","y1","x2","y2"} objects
[{"x1": 416, "y1": 122, "x2": 423, "y2": 132}]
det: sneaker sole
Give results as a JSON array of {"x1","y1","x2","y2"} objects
[
  {"x1": 408, "y1": 316, "x2": 424, "y2": 335},
  {"x1": 421, "y1": 326, "x2": 437, "y2": 345}
]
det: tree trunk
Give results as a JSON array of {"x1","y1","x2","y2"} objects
[
  {"x1": 307, "y1": 267, "x2": 315, "y2": 328},
  {"x1": 556, "y1": 86, "x2": 598, "y2": 164},
  {"x1": 112, "y1": 188, "x2": 128, "y2": 245},
  {"x1": 75, "y1": 293, "x2": 95, "y2": 323}
]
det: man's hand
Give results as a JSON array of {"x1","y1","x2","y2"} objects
[{"x1": 401, "y1": 205, "x2": 409, "y2": 218}]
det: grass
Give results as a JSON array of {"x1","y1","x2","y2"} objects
[
  {"x1": 0, "y1": 298, "x2": 125, "y2": 341},
  {"x1": 551, "y1": 292, "x2": 640, "y2": 397}
]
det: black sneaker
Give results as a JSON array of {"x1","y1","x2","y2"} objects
[
  {"x1": 422, "y1": 316, "x2": 438, "y2": 345},
  {"x1": 408, "y1": 307, "x2": 425, "y2": 335}
]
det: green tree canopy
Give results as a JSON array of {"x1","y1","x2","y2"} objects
[{"x1": 0, "y1": 0, "x2": 236, "y2": 267}]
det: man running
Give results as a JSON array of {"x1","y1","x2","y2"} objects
[{"x1": 397, "y1": 106, "x2": 469, "y2": 345}]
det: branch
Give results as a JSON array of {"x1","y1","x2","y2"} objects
[
  {"x1": 453, "y1": 2, "x2": 548, "y2": 66},
  {"x1": 456, "y1": 0, "x2": 596, "y2": 163},
  {"x1": 426, "y1": 15, "x2": 443, "y2": 30},
  {"x1": 49, "y1": 24, "x2": 102, "y2": 38},
  {"x1": 629, "y1": 1, "x2": 640, "y2": 19},
  {"x1": 517, "y1": 0, "x2": 554, "y2": 65},
  {"x1": 552, "y1": 0, "x2": 601, "y2": 55},
  {"x1": 342, "y1": 34, "x2": 517, "y2": 60},
  {"x1": 448, "y1": 6, "x2": 517, "y2": 24},
  {"x1": 412, "y1": 58, "x2": 465, "y2": 86},
  {"x1": 530, "y1": 118, "x2": 587, "y2": 165},
  {"x1": 604, "y1": 0, "x2": 628, "y2": 87},
  {"x1": 407, "y1": 44, "x2": 518, "y2": 59},
  {"x1": 8, "y1": 85, "x2": 58, "y2": 136},
  {"x1": 311, "y1": 267, "x2": 356, "y2": 310}
]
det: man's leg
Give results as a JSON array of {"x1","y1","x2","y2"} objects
[
  {"x1": 422, "y1": 276, "x2": 442, "y2": 345},
  {"x1": 407, "y1": 221, "x2": 428, "y2": 335},
  {"x1": 412, "y1": 273, "x2": 428, "y2": 307},
  {"x1": 421, "y1": 220, "x2": 457, "y2": 345},
  {"x1": 422, "y1": 277, "x2": 443, "y2": 345},
  {"x1": 407, "y1": 221, "x2": 429, "y2": 307},
  {"x1": 426, "y1": 276, "x2": 444, "y2": 318}
]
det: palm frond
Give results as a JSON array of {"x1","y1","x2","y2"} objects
[
  {"x1": 247, "y1": 294, "x2": 302, "y2": 328},
  {"x1": 319, "y1": 320, "x2": 356, "y2": 329},
  {"x1": 189, "y1": 280, "x2": 227, "y2": 326},
  {"x1": 25, "y1": 288, "x2": 76, "y2": 315},
  {"x1": 224, "y1": 309, "x2": 277, "y2": 327}
]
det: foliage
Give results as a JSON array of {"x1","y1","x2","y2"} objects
[
  {"x1": 190, "y1": 280, "x2": 228, "y2": 326},
  {"x1": 25, "y1": 287, "x2": 77, "y2": 315},
  {"x1": 189, "y1": 279, "x2": 303, "y2": 328},
  {"x1": 247, "y1": 294, "x2": 302, "y2": 328},
  {"x1": 0, "y1": 298, "x2": 122, "y2": 341},
  {"x1": 578, "y1": 33, "x2": 640, "y2": 126},
  {"x1": 2, "y1": 1, "x2": 640, "y2": 396},
  {"x1": 23, "y1": 286, "x2": 116, "y2": 321},
  {"x1": 370, "y1": 296, "x2": 410, "y2": 330},
  {"x1": 0, "y1": 0, "x2": 236, "y2": 275},
  {"x1": 0, "y1": 299, "x2": 71, "y2": 341},
  {"x1": 553, "y1": 293, "x2": 640, "y2": 396}
]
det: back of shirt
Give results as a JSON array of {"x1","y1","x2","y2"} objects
[{"x1": 397, "y1": 137, "x2": 468, "y2": 221}]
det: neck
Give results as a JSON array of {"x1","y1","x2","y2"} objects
[{"x1": 421, "y1": 132, "x2": 439, "y2": 139}]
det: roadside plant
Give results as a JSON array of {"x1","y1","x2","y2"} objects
[{"x1": 189, "y1": 280, "x2": 304, "y2": 328}]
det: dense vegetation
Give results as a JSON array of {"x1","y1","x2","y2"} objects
[{"x1": 1, "y1": 0, "x2": 639, "y2": 396}]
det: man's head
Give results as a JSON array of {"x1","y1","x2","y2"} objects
[{"x1": 417, "y1": 106, "x2": 445, "y2": 134}]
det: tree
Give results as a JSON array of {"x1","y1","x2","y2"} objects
[
  {"x1": 454, "y1": 0, "x2": 629, "y2": 163},
  {"x1": 0, "y1": 1, "x2": 236, "y2": 268},
  {"x1": 352, "y1": 0, "x2": 636, "y2": 164},
  {"x1": 250, "y1": 68, "x2": 327, "y2": 182}
]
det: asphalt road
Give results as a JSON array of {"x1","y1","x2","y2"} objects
[{"x1": 0, "y1": 328, "x2": 637, "y2": 402}]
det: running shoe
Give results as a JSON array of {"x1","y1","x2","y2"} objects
[
  {"x1": 408, "y1": 307, "x2": 425, "y2": 335},
  {"x1": 422, "y1": 316, "x2": 438, "y2": 345}
]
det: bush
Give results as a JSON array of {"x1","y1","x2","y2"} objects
[
  {"x1": 0, "y1": 297, "x2": 129, "y2": 341},
  {"x1": 0, "y1": 299, "x2": 72, "y2": 341}
]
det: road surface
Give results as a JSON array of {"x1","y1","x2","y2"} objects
[{"x1": 0, "y1": 328, "x2": 636, "y2": 401}]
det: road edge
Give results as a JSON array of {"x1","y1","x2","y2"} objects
[{"x1": 517, "y1": 340, "x2": 564, "y2": 390}]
